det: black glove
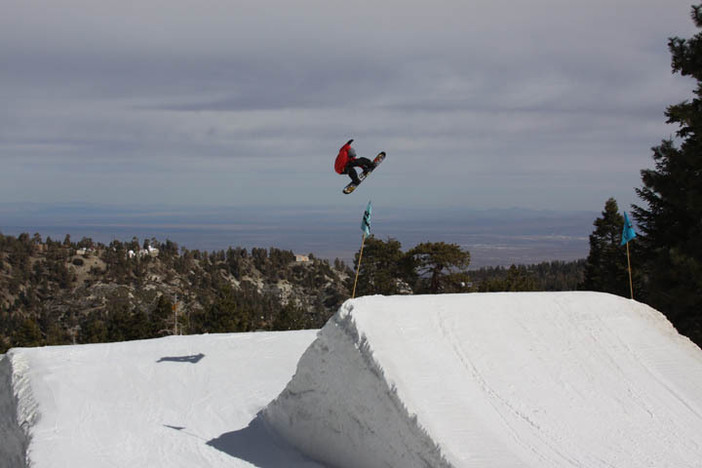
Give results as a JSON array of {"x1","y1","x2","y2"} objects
[{"x1": 346, "y1": 139, "x2": 354, "y2": 145}]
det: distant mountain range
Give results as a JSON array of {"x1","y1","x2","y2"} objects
[{"x1": 0, "y1": 203, "x2": 596, "y2": 268}]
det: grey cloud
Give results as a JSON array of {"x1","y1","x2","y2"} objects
[{"x1": 0, "y1": 0, "x2": 696, "y2": 211}]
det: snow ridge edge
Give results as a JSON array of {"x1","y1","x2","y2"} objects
[
  {"x1": 0, "y1": 351, "x2": 39, "y2": 468},
  {"x1": 264, "y1": 299, "x2": 452, "y2": 468}
]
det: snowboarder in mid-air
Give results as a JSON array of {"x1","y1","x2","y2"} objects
[{"x1": 334, "y1": 139, "x2": 386, "y2": 194}]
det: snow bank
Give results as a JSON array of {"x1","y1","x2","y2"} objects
[
  {"x1": 264, "y1": 292, "x2": 702, "y2": 468},
  {"x1": 0, "y1": 331, "x2": 319, "y2": 467}
]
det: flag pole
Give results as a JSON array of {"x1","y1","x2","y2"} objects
[
  {"x1": 626, "y1": 242, "x2": 634, "y2": 300},
  {"x1": 351, "y1": 233, "x2": 367, "y2": 299},
  {"x1": 621, "y1": 211, "x2": 636, "y2": 300},
  {"x1": 352, "y1": 200, "x2": 372, "y2": 299}
]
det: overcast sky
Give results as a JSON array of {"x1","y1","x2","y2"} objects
[{"x1": 1, "y1": 0, "x2": 697, "y2": 214}]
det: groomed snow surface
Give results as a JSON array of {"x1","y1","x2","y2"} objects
[{"x1": 2, "y1": 292, "x2": 702, "y2": 467}]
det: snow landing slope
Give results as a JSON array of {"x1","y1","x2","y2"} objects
[{"x1": 264, "y1": 292, "x2": 702, "y2": 468}]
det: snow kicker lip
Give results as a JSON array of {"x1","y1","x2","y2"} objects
[
  {"x1": 264, "y1": 298, "x2": 451, "y2": 468},
  {"x1": 264, "y1": 292, "x2": 702, "y2": 468}
]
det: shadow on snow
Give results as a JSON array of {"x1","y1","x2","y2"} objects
[
  {"x1": 207, "y1": 413, "x2": 324, "y2": 468},
  {"x1": 156, "y1": 353, "x2": 205, "y2": 364}
]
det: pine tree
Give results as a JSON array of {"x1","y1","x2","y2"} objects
[
  {"x1": 582, "y1": 198, "x2": 631, "y2": 297},
  {"x1": 353, "y1": 236, "x2": 413, "y2": 296},
  {"x1": 151, "y1": 295, "x2": 175, "y2": 336},
  {"x1": 12, "y1": 317, "x2": 43, "y2": 348},
  {"x1": 406, "y1": 242, "x2": 471, "y2": 293},
  {"x1": 504, "y1": 265, "x2": 538, "y2": 292},
  {"x1": 632, "y1": 5, "x2": 702, "y2": 346}
]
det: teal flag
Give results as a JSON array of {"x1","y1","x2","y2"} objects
[
  {"x1": 621, "y1": 212, "x2": 637, "y2": 246},
  {"x1": 361, "y1": 201, "x2": 372, "y2": 237}
]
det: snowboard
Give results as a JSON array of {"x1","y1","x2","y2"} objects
[{"x1": 343, "y1": 152, "x2": 386, "y2": 194}]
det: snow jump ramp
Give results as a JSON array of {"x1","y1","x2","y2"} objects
[{"x1": 264, "y1": 292, "x2": 702, "y2": 468}]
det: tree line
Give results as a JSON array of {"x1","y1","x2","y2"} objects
[
  {"x1": 350, "y1": 237, "x2": 585, "y2": 296},
  {"x1": 0, "y1": 230, "x2": 589, "y2": 352}
]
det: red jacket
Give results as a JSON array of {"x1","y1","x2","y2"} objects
[{"x1": 334, "y1": 140, "x2": 354, "y2": 174}]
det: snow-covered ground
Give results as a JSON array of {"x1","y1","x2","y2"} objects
[
  {"x1": 0, "y1": 331, "x2": 321, "y2": 467},
  {"x1": 2, "y1": 292, "x2": 702, "y2": 467}
]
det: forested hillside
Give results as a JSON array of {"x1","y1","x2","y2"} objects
[
  {"x1": 0, "y1": 233, "x2": 350, "y2": 352},
  {"x1": 0, "y1": 232, "x2": 586, "y2": 353}
]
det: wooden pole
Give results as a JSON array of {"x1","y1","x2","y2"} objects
[
  {"x1": 626, "y1": 242, "x2": 634, "y2": 300},
  {"x1": 352, "y1": 234, "x2": 367, "y2": 299},
  {"x1": 173, "y1": 296, "x2": 178, "y2": 335}
]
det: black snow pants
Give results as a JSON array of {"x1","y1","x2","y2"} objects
[{"x1": 343, "y1": 157, "x2": 374, "y2": 184}]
